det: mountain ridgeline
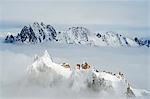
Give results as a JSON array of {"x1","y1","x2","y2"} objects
[
  {"x1": 5, "y1": 22, "x2": 57, "y2": 43},
  {"x1": 5, "y1": 22, "x2": 150, "y2": 47}
]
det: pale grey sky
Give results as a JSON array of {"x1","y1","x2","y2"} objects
[{"x1": 0, "y1": 0, "x2": 149, "y2": 28}]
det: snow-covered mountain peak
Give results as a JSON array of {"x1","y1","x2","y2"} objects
[
  {"x1": 66, "y1": 26, "x2": 90, "y2": 40},
  {"x1": 26, "y1": 51, "x2": 150, "y2": 98},
  {"x1": 4, "y1": 22, "x2": 150, "y2": 47},
  {"x1": 27, "y1": 50, "x2": 72, "y2": 79},
  {"x1": 57, "y1": 26, "x2": 91, "y2": 44},
  {"x1": 42, "y1": 50, "x2": 53, "y2": 63},
  {"x1": 94, "y1": 31, "x2": 140, "y2": 47},
  {"x1": 5, "y1": 22, "x2": 57, "y2": 43}
]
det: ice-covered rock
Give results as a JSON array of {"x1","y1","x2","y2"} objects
[
  {"x1": 5, "y1": 34, "x2": 15, "y2": 43},
  {"x1": 134, "y1": 37, "x2": 150, "y2": 47},
  {"x1": 57, "y1": 27, "x2": 92, "y2": 45},
  {"x1": 5, "y1": 22, "x2": 57, "y2": 43},
  {"x1": 95, "y1": 31, "x2": 139, "y2": 47},
  {"x1": 4, "y1": 23, "x2": 150, "y2": 47}
]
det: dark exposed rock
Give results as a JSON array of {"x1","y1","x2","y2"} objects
[{"x1": 5, "y1": 22, "x2": 57, "y2": 43}]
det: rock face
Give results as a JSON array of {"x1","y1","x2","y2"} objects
[
  {"x1": 134, "y1": 37, "x2": 150, "y2": 47},
  {"x1": 5, "y1": 22, "x2": 57, "y2": 43},
  {"x1": 5, "y1": 34, "x2": 15, "y2": 43}
]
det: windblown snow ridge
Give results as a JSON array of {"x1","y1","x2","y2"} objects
[
  {"x1": 26, "y1": 50, "x2": 150, "y2": 98},
  {"x1": 4, "y1": 22, "x2": 150, "y2": 47}
]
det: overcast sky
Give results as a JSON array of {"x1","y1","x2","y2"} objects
[{"x1": 0, "y1": 0, "x2": 149, "y2": 28}]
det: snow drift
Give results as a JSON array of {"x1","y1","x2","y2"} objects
[{"x1": 26, "y1": 50, "x2": 150, "y2": 98}]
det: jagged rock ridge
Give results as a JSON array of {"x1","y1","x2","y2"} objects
[
  {"x1": 4, "y1": 22, "x2": 150, "y2": 47},
  {"x1": 95, "y1": 32, "x2": 150, "y2": 47},
  {"x1": 5, "y1": 22, "x2": 57, "y2": 43}
]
